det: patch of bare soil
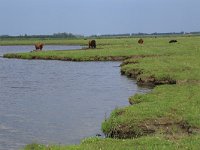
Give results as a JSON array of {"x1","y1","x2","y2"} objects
[
  {"x1": 139, "y1": 117, "x2": 200, "y2": 140},
  {"x1": 106, "y1": 117, "x2": 200, "y2": 140},
  {"x1": 137, "y1": 75, "x2": 176, "y2": 86}
]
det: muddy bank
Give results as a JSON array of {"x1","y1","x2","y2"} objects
[
  {"x1": 105, "y1": 117, "x2": 198, "y2": 139},
  {"x1": 121, "y1": 68, "x2": 176, "y2": 87},
  {"x1": 3, "y1": 53, "x2": 160, "y2": 62},
  {"x1": 3, "y1": 54, "x2": 127, "y2": 61}
]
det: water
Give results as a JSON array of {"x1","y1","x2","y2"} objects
[
  {"x1": 0, "y1": 46, "x2": 150, "y2": 150},
  {"x1": 0, "y1": 45, "x2": 82, "y2": 57}
]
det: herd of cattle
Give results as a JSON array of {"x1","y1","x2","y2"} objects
[
  {"x1": 137, "y1": 38, "x2": 177, "y2": 44},
  {"x1": 33, "y1": 39, "x2": 177, "y2": 51}
]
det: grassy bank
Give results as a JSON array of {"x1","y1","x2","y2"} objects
[
  {"x1": 24, "y1": 136, "x2": 200, "y2": 150},
  {"x1": 3, "y1": 36, "x2": 200, "y2": 149}
]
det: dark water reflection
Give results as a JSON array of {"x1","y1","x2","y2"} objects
[{"x1": 0, "y1": 46, "x2": 150, "y2": 150}]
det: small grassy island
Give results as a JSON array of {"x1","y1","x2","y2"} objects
[{"x1": 3, "y1": 35, "x2": 200, "y2": 149}]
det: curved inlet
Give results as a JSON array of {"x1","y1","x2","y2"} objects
[{"x1": 0, "y1": 46, "x2": 150, "y2": 149}]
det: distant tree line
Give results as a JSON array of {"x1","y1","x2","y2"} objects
[
  {"x1": 0, "y1": 32, "x2": 84, "y2": 39},
  {"x1": 88, "y1": 31, "x2": 200, "y2": 38},
  {"x1": 52, "y1": 32, "x2": 82, "y2": 38},
  {"x1": 0, "y1": 31, "x2": 200, "y2": 39}
]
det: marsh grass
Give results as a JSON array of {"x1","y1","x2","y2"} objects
[
  {"x1": 24, "y1": 135, "x2": 200, "y2": 150},
  {"x1": 102, "y1": 84, "x2": 200, "y2": 136}
]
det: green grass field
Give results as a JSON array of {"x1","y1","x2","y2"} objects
[
  {"x1": 4, "y1": 36, "x2": 200, "y2": 149},
  {"x1": 4, "y1": 36, "x2": 200, "y2": 61}
]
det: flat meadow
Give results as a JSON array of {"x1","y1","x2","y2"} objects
[{"x1": 3, "y1": 35, "x2": 200, "y2": 149}]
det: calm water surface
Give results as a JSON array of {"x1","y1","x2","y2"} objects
[
  {"x1": 0, "y1": 45, "x2": 82, "y2": 57},
  {"x1": 0, "y1": 46, "x2": 150, "y2": 150}
]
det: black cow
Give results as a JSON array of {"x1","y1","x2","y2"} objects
[
  {"x1": 138, "y1": 39, "x2": 144, "y2": 44},
  {"x1": 169, "y1": 40, "x2": 177, "y2": 43}
]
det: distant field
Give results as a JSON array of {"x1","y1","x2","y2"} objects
[
  {"x1": 3, "y1": 35, "x2": 200, "y2": 149},
  {"x1": 0, "y1": 37, "x2": 87, "y2": 46}
]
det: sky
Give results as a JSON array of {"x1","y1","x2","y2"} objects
[{"x1": 0, "y1": 0, "x2": 199, "y2": 36}]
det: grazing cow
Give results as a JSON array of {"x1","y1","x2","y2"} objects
[
  {"x1": 88, "y1": 40, "x2": 96, "y2": 48},
  {"x1": 35, "y1": 43, "x2": 44, "y2": 51},
  {"x1": 169, "y1": 40, "x2": 177, "y2": 43},
  {"x1": 138, "y1": 38, "x2": 144, "y2": 44}
]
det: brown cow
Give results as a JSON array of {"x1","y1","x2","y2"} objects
[
  {"x1": 35, "y1": 43, "x2": 44, "y2": 51},
  {"x1": 138, "y1": 39, "x2": 144, "y2": 44},
  {"x1": 88, "y1": 40, "x2": 96, "y2": 48}
]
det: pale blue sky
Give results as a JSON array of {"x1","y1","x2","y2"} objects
[{"x1": 0, "y1": 0, "x2": 199, "y2": 35}]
